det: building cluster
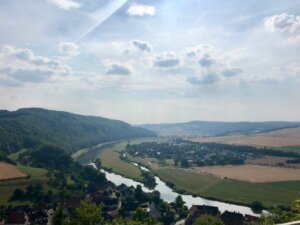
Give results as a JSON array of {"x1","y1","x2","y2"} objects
[
  {"x1": 185, "y1": 205, "x2": 259, "y2": 225},
  {"x1": 0, "y1": 180, "x2": 259, "y2": 225}
]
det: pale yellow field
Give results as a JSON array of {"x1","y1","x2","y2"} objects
[
  {"x1": 195, "y1": 164, "x2": 300, "y2": 182},
  {"x1": 0, "y1": 162, "x2": 27, "y2": 181},
  {"x1": 190, "y1": 127, "x2": 300, "y2": 147}
]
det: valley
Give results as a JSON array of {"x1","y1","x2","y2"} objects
[
  {"x1": 1, "y1": 109, "x2": 300, "y2": 225},
  {"x1": 76, "y1": 138, "x2": 300, "y2": 208}
]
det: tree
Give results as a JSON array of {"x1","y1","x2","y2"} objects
[
  {"x1": 11, "y1": 188, "x2": 24, "y2": 200},
  {"x1": 174, "y1": 159, "x2": 178, "y2": 166},
  {"x1": 132, "y1": 208, "x2": 161, "y2": 224},
  {"x1": 292, "y1": 195, "x2": 300, "y2": 213},
  {"x1": 251, "y1": 201, "x2": 263, "y2": 212},
  {"x1": 52, "y1": 206, "x2": 66, "y2": 225},
  {"x1": 95, "y1": 158, "x2": 102, "y2": 169},
  {"x1": 73, "y1": 199, "x2": 103, "y2": 225},
  {"x1": 175, "y1": 195, "x2": 185, "y2": 209},
  {"x1": 180, "y1": 158, "x2": 189, "y2": 168},
  {"x1": 193, "y1": 215, "x2": 224, "y2": 225},
  {"x1": 150, "y1": 191, "x2": 161, "y2": 204},
  {"x1": 134, "y1": 185, "x2": 147, "y2": 203}
]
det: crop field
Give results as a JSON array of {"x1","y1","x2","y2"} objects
[
  {"x1": 154, "y1": 167, "x2": 300, "y2": 207},
  {"x1": 190, "y1": 127, "x2": 300, "y2": 148},
  {"x1": 195, "y1": 165, "x2": 300, "y2": 182},
  {"x1": 0, "y1": 162, "x2": 27, "y2": 181}
]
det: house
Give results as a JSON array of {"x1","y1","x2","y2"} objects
[
  {"x1": 100, "y1": 181, "x2": 115, "y2": 193},
  {"x1": 149, "y1": 202, "x2": 162, "y2": 219},
  {"x1": 63, "y1": 199, "x2": 82, "y2": 217},
  {"x1": 186, "y1": 205, "x2": 220, "y2": 225},
  {"x1": 28, "y1": 210, "x2": 48, "y2": 225},
  {"x1": 220, "y1": 211, "x2": 244, "y2": 225},
  {"x1": 244, "y1": 214, "x2": 259, "y2": 224},
  {"x1": 5, "y1": 212, "x2": 30, "y2": 225}
]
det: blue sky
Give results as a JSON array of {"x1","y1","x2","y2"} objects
[{"x1": 0, "y1": 0, "x2": 300, "y2": 123}]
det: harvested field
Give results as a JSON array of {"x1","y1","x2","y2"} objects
[
  {"x1": 190, "y1": 127, "x2": 300, "y2": 148},
  {"x1": 196, "y1": 165, "x2": 300, "y2": 182},
  {"x1": 0, "y1": 162, "x2": 27, "y2": 181}
]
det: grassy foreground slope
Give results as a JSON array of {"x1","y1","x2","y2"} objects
[
  {"x1": 0, "y1": 108, "x2": 155, "y2": 155},
  {"x1": 0, "y1": 164, "x2": 50, "y2": 205}
]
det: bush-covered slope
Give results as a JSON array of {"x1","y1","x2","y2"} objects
[{"x1": 0, "y1": 108, "x2": 155, "y2": 154}]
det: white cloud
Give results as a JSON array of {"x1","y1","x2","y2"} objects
[
  {"x1": 132, "y1": 40, "x2": 152, "y2": 52},
  {"x1": 264, "y1": 13, "x2": 300, "y2": 44},
  {"x1": 198, "y1": 54, "x2": 216, "y2": 68},
  {"x1": 47, "y1": 0, "x2": 81, "y2": 10},
  {"x1": 154, "y1": 52, "x2": 180, "y2": 69},
  {"x1": 126, "y1": 4, "x2": 156, "y2": 17},
  {"x1": 187, "y1": 73, "x2": 220, "y2": 85},
  {"x1": 0, "y1": 45, "x2": 70, "y2": 83},
  {"x1": 59, "y1": 42, "x2": 80, "y2": 57},
  {"x1": 106, "y1": 63, "x2": 132, "y2": 75},
  {"x1": 222, "y1": 68, "x2": 243, "y2": 77}
]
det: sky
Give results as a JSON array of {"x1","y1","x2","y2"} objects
[{"x1": 0, "y1": 0, "x2": 300, "y2": 124}]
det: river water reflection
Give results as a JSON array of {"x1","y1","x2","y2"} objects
[{"x1": 93, "y1": 163, "x2": 260, "y2": 216}]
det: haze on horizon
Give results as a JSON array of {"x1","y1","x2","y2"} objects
[{"x1": 0, "y1": 0, "x2": 300, "y2": 124}]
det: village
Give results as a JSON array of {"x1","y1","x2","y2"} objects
[{"x1": 0, "y1": 174, "x2": 260, "y2": 225}]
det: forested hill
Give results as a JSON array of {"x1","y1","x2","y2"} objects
[
  {"x1": 0, "y1": 108, "x2": 155, "y2": 155},
  {"x1": 140, "y1": 121, "x2": 300, "y2": 137}
]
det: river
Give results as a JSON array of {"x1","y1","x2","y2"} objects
[{"x1": 90, "y1": 162, "x2": 261, "y2": 216}]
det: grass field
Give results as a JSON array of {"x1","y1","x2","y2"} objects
[
  {"x1": 267, "y1": 180, "x2": 300, "y2": 191},
  {"x1": 0, "y1": 162, "x2": 27, "y2": 181},
  {"x1": 0, "y1": 164, "x2": 50, "y2": 205},
  {"x1": 8, "y1": 149, "x2": 28, "y2": 161},
  {"x1": 94, "y1": 138, "x2": 168, "y2": 181},
  {"x1": 155, "y1": 167, "x2": 220, "y2": 193},
  {"x1": 153, "y1": 167, "x2": 300, "y2": 207},
  {"x1": 190, "y1": 127, "x2": 300, "y2": 148},
  {"x1": 273, "y1": 146, "x2": 300, "y2": 152},
  {"x1": 206, "y1": 179, "x2": 299, "y2": 207},
  {"x1": 99, "y1": 150, "x2": 143, "y2": 181}
]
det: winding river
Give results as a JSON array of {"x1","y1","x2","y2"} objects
[{"x1": 91, "y1": 163, "x2": 261, "y2": 216}]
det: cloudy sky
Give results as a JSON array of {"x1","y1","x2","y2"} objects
[{"x1": 0, "y1": 0, "x2": 300, "y2": 124}]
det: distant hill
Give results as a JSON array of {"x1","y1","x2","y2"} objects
[
  {"x1": 140, "y1": 121, "x2": 300, "y2": 137},
  {"x1": 0, "y1": 108, "x2": 155, "y2": 155}
]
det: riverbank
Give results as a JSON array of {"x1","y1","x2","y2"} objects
[
  {"x1": 94, "y1": 163, "x2": 261, "y2": 216},
  {"x1": 79, "y1": 140, "x2": 298, "y2": 209}
]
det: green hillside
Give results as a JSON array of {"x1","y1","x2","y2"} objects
[{"x1": 0, "y1": 108, "x2": 155, "y2": 155}]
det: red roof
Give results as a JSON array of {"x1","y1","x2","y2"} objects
[{"x1": 5, "y1": 212, "x2": 27, "y2": 224}]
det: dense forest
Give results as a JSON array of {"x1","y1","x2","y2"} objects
[{"x1": 0, "y1": 108, "x2": 155, "y2": 155}]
